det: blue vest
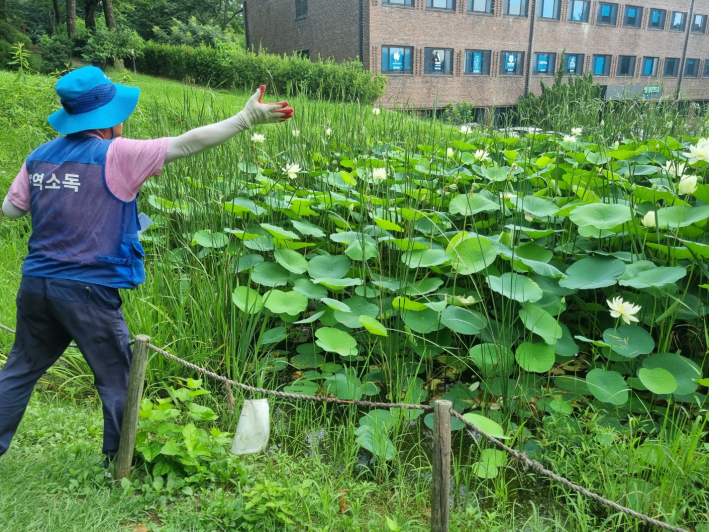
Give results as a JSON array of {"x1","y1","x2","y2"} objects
[{"x1": 22, "y1": 135, "x2": 146, "y2": 289}]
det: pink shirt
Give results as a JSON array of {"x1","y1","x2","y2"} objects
[{"x1": 7, "y1": 133, "x2": 169, "y2": 211}]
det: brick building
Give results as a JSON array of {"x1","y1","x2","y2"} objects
[{"x1": 244, "y1": 0, "x2": 709, "y2": 109}]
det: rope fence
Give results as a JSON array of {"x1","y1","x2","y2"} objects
[{"x1": 0, "y1": 323, "x2": 691, "y2": 532}]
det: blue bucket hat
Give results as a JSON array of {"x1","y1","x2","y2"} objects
[{"x1": 48, "y1": 66, "x2": 140, "y2": 135}]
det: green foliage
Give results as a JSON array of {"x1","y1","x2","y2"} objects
[
  {"x1": 135, "y1": 378, "x2": 242, "y2": 484},
  {"x1": 517, "y1": 53, "x2": 602, "y2": 131},
  {"x1": 152, "y1": 16, "x2": 235, "y2": 47},
  {"x1": 82, "y1": 26, "x2": 144, "y2": 68},
  {"x1": 39, "y1": 33, "x2": 73, "y2": 74},
  {"x1": 0, "y1": 19, "x2": 31, "y2": 69},
  {"x1": 135, "y1": 42, "x2": 387, "y2": 104}
]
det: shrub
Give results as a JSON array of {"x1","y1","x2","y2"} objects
[
  {"x1": 82, "y1": 26, "x2": 144, "y2": 68},
  {"x1": 39, "y1": 33, "x2": 74, "y2": 74},
  {"x1": 0, "y1": 19, "x2": 31, "y2": 69},
  {"x1": 134, "y1": 42, "x2": 387, "y2": 104},
  {"x1": 152, "y1": 17, "x2": 234, "y2": 48}
]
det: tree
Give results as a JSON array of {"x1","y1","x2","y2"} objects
[
  {"x1": 52, "y1": 0, "x2": 60, "y2": 32},
  {"x1": 103, "y1": 0, "x2": 116, "y2": 30},
  {"x1": 66, "y1": 0, "x2": 76, "y2": 37},
  {"x1": 84, "y1": 0, "x2": 100, "y2": 31}
]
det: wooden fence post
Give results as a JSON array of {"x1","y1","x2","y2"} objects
[
  {"x1": 431, "y1": 400, "x2": 452, "y2": 532},
  {"x1": 115, "y1": 334, "x2": 150, "y2": 480}
]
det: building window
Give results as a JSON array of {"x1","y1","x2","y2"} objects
[
  {"x1": 424, "y1": 48, "x2": 453, "y2": 74},
  {"x1": 427, "y1": 0, "x2": 455, "y2": 9},
  {"x1": 648, "y1": 9, "x2": 666, "y2": 30},
  {"x1": 383, "y1": 0, "x2": 414, "y2": 4},
  {"x1": 500, "y1": 51, "x2": 524, "y2": 74},
  {"x1": 469, "y1": 0, "x2": 493, "y2": 14},
  {"x1": 381, "y1": 46, "x2": 413, "y2": 74},
  {"x1": 465, "y1": 50, "x2": 491, "y2": 74},
  {"x1": 504, "y1": 0, "x2": 528, "y2": 16},
  {"x1": 568, "y1": 0, "x2": 590, "y2": 22},
  {"x1": 685, "y1": 58, "x2": 699, "y2": 77},
  {"x1": 670, "y1": 12, "x2": 687, "y2": 31},
  {"x1": 295, "y1": 0, "x2": 308, "y2": 19},
  {"x1": 642, "y1": 57, "x2": 659, "y2": 76},
  {"x1": 597, "y1": 3, "x2": 617, "y2": 25},
  {"x1": 692, "y1": 14, "x2": 707, "y2": 33},
  {"x1": 294, "y1": 50, "x2": 310, "y2": 59},
  {"x1": 704, "y1": 60, "x2": 709, "y2": 77},
  {"x1": 664, "y1": 57, "x2": 679, "y2": 77},
  {"x1": 537, "y1": 0, "x2": 560, "y2": 19},
  {"x1": 533, "y1": 52, "x2": 556, "y2": 74},
  {"x1": 592, "y1": 54, "x2": 611, "y2": 76},
  {"x1": 616, "y1": 55, "x2": 636, "y2": 76},
  {"x1": 565, "y1": 53, "x2": 584, "y2": 74},
  {"x1": 623, "y1": 6, "x2": 642, "y2": 28}
]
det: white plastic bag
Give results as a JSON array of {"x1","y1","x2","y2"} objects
[{"x1": 230, "y1": 398, "x2": 270, "y2": 455}]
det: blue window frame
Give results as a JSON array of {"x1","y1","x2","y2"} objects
[
  {"x1": 623, "y1": 5, "x2": 642, "y2": 27},
  {"x1": 642, "y1": 57, "x2": 658, "y2": 76},
  {"x1": 504, "y1": 0, "x2": 528, "y2": 16},
  {"x1": 692, "y1": 14, "x2": 707, "y2": 33},
  {"x1": 685, "y1": 58, "x2": 699, "y2": 77},
  {"x1": 664, "y1": 57, "x2": 679, "y2": 77},
  {"x1": 427, "y1": 0, "x2": 455, "y2": 9},
  {"x1": 670, "y1": 12, "x2": 687, "y2": 31},
  {"x1": 533, "y1": 52, "x2": 556, "y2": 74},
  {"x1": 568, "y1": 0, "x2": 589, "y2": 22},
  {"x1": 465, "y1": 49, "x2": 491, "y2": 74},
  {"x1": 537, "y1": 0, "x2": 560, "y2": 19},
  {"x1": 649, "y1": 9, "x2": 666, "y2": 29},
  {"x1": 469, "y1": 0, "x2": 493, "y2": 13},
  {"x1": 424, "y1": 48, "x2": 453, "y2": 74},
  {"x1": 616, "y1": 55, "x2": 636, "y2": 76},
  {"x1": 592, "y1": 54, "x2": 611, "y2": 75},
  {"x1": 381, "y1": 46, "x2": 413, "y2": 74},
  {"x1": 565, "y1": 53, "x2": 584, "y2": 74},
  {"x1": 500, "y1": 51, "x2": 524, "y2": 75},
  {"x1": 597, "y1": 2, "x2": 617, "y2": 25}
]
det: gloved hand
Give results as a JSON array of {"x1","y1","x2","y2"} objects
[{"x1": 238, "y1": 85, "x2": 294, "y2": 129}]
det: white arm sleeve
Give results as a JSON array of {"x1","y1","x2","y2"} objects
[
  {"x1": 165, "y1": 112, "x2": 250, "y2": 164},
  {"x1": 2, "y1": 196, "x2": 28, "y2": 219}
]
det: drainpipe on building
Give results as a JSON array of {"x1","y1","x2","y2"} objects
[
  {"x1": 524, "y1": 0, "x2": 538, "y2": 96},
  {"x1": 677, "y1": 0, "x2": 696, "y2": 100},
  {"x1": 243, "y1": 1, "x2": 250, "y2": 50},
  {"x1": 359, "y1": 0, "x2": 364, "y2": 64}
]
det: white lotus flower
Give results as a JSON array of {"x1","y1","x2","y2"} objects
[
  {"x1": 612, "y1": 141, "x2": 620, "y2": 150},
  {"x1": 562, "y1": 135, "x2": 577, "y2": 143},
  {"x1": 662, "y1": 160, "x2": 685, "y2": 177},
  {"x1": 446, "y1": 147, "x2": 454, "y2": 158},
  {"x1": 292, "y1": 129, "x2": 300, "y2": 137},
  {"x1": 571, "y1": 127, "x2": 583, "y2": 136},
  {"x1": 325, "y1": 128, "x2": 333, "y2": 137},
  {"x1": 251, "y1": 133, "x2": 265, "y2": 143},
  {"x1": 678, "y1": 174, "x2": 698, "y2": 195},
  {"x1": 684, "y1": 143, "x2": 709, "y2": 164},
  {"x1": 641, "y1": 210, "x2": 656, "y2": 228},
  {"x1": 474, "y1": 149, "x2": 490, "y2": 161},
  {"x1": 372, "y1": 107, "x2": 381, "y2": 115},
  {"x1": 372, "y1": 168, "x2": 387, "y2": 182},
  {"x1": 607, "y1": 296, "x2": 642, "y2": 324},
  {"x1": 283, "y1": 163, "x2": 300, "y2": 179},
  {"x1": 460, "y1": 125, "x2": 472, "y2": 134},
  {"x1": 524, "y1": 213, "x2": 534, "y2": 222}
]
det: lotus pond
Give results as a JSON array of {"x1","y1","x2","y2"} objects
[{"x1": 2, "y1": 70, "x2": 709, "y2": 530}]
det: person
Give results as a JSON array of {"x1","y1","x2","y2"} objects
[{"x1": 0, "y1": 66, "x2": 293, "y2": 466}]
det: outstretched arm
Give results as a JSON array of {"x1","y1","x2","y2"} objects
[
  {"x1": 165, "y1": 85, "x2": 293, "y2": 164},
  {"x1": 2, "y1": 196, "x2": 27, "y2": 218}
]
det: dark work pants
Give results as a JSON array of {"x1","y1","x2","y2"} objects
[{"x1": 0, "y1": 276, "x2": 133, "y2": 458}]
